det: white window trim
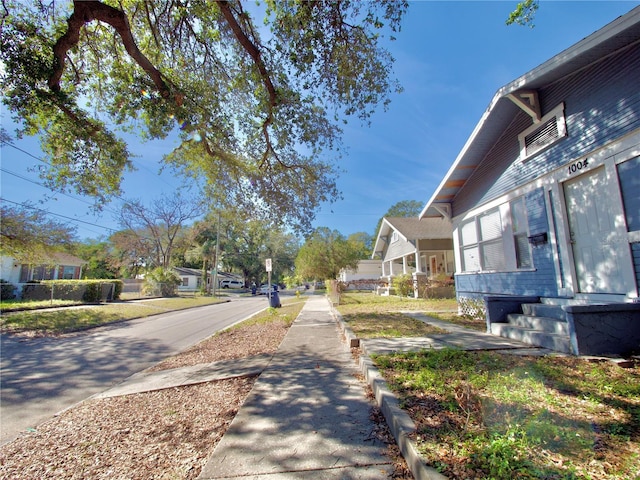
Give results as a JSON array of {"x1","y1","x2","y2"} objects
[
  {"x1": 457, "y1": 202, "x2": 529, "y2": 274},
  {"x1": 518, "y1": 102, "x2": 566, "y2": 161}
]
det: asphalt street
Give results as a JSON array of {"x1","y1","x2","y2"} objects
[{"x1": 0, "y1": 296, "x2": 268, "y2": 445}]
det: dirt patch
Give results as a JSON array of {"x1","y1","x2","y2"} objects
[{"x1": 1, "y1": 306, "x2": 411, "y2": 479}]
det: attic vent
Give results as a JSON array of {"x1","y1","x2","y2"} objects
[{"x1": 518, "y1": 102, "x2": 566, "y2": 160}]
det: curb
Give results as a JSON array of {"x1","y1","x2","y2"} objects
[{"x1": 331, "y1": 305, "x2": 448, "y2": 480}]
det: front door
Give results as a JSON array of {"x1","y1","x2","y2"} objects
[
  {"x1": 430, "y1": 256, "x2": 438, "y2": 278},
  {"x1": 563, "y1": 167, "x2": 634, "y2": 294}
]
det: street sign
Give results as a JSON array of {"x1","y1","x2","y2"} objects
[{"x1": 265, "y1": 258, "x2": 272, "y2": 272}]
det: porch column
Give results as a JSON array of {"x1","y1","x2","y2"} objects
[
  {"x1": 415, "y1": 250, "x2": 423, "y2": 273},
  {"x1": 413, "y1": 272, "x2": 427, "y2": 299},
  {"x1": 402, "y1": 256, "x2": 408, "y2": 274}
]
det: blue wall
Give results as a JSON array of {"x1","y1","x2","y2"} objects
[
  {"x1": 454, "y1": 44, "x2": 640, "y2": 215},
  {"x1": 453, "y1": 40, "x2": 640, "y2": 300}
]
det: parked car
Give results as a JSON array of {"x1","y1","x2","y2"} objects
[
  {"x1": 259, "y1": 284, "x2": 277, "y2": 295},
  {"x1": 220, "y1": 279, "x2": 243, "y2": 289}
]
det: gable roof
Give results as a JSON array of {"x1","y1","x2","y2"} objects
[
  {"x1": 373, "y1": 216, "x2": 453, "y2": 256},
  {"x1": 419, "y1": 6, "x2": 640, "y2": 220},
  {"x1": 50, "y1": 252, "x2": 87, "y2": 266},
  {"x1": 174, "y1": 267, "x2": 202, "y2": 277}
]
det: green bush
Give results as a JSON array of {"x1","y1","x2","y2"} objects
[
  {"x1": 392, "y1": 274, "x2": 414, "y2": 297},
  {"x1": 0, "y1": 280, "x2": 17, "y2": 300},
  {"x1": 21, "y1": 280, "x2": 123, "y2": 302},
  {"x1": 142, "y1": 268, "x2": 181, "y2": 297}
]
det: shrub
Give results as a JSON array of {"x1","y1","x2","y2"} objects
[
  {"x1": 142, "y1": 268, "x2": 181, "y2": 297},
  {"x1": 0, "y1": 279, "x2": 16, "y2": 300},
  {"x1": 392, "y1": 274, "x2": 414, "y2": 297},
  {"x1": 20, "y1": 280, "x2": 123, "y2": 302}
]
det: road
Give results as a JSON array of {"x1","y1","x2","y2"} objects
[{"x1": 0, "y1": 296, "x2": 269, "y2": 445}]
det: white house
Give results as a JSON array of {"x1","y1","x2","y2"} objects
[
  {"x1": 1, "y1": 253, "x2": 86, "y2": 285},
  {"x1": 338, "y1": 260, "x2": 382, "y2": 290},
  {"x1": 372, "y1": 217, "x2": 454, "y2": 297}
]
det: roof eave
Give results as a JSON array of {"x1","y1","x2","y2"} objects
[{"x1": 419, "y1": 6, "x2": 640, "y2": 220}]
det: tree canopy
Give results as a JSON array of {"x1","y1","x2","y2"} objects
[
  {"x1": 117, "y1": 193, "x2": 205, "y2": 267},
  {"x1": 372, "y1": 199, "x2": 422, "y2": 240},
  {"x1": 1, "y1": 0, "x2": 408, "y2": 233},
  {"x1": 0, "y1": 202, "x2": 78, "y2": 263},
  {"x1": 295, "y1": 227, "x2": 361, "y2": 281}
]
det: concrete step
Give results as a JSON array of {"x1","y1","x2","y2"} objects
[
  {"x1": 507, "y1": 313, "x2": 569, "y2": 335},
  {"x1": 521, "y1": 303, "x2": 566, "y2": 321},
  {"x1": 491, "y1": 323, "x2": 573, "y2": 354}
]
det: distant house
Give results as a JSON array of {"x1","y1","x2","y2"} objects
[
  {"x1": 372, "y1": 217, "x2": 454, "y2": 297},
  {"x1": 1, "y1": 253, "x2": 86, "y2": 285},
  {"x1": 338, "y1": 260, "x2": 382, "y2": 290},
  {"x1": 419, "y1": 7, "x2": 640, "y2": 355},
  {"x1": 172, "y1": 267, "x2": 244, "y2": 292},
  {"x1": 174, "y1": 267, "x2": 203, "y2": 291}
]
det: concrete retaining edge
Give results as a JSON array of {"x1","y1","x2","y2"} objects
[{"x1": 331, "y1": 304, "x2": 448, "y2": 480}]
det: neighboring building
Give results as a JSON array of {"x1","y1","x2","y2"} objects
[
  {"x1": 174, "y1": 267, "x2": 204, "y2": 291},
  {"x1": 419, "y1": 7, "x2": 640, "y2": 355},
  {"x1": 172, "y1": 267, "x2": 244, "y2": 292},
  {"x1": 1, "y1": 253, "x2": 86, "y2": 285},
  {"x1": 338, "y1": 260, "x2": 382, "y2": 290},
  {"x1": 372, "y1": 217, "x2": 454, "y2": 297}
]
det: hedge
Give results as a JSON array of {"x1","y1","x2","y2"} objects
[{"x1": 21, "y1": 280, "x2": 123, "y2": 302}]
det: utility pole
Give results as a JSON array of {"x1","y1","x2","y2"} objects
[{"x1": 213, "y1": 213, "x2": 220, "y2": 297}]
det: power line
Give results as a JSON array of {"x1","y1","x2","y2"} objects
[
  {"x1": 0, "y1": 167, "x2": 121, "y2": 217},
  {"x1": 1, "y1": 197, "x2": 118, "y2": 235},
  {"x1": 1, "y1": 138, "x2": 180, "y2": 194}
]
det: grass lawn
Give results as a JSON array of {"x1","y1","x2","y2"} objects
[
  {"x1": 335, "y1": 292, "x2": 485, "y2": 336},
  {"x1": 0, "y1": 296, "x2": 228, "y2": 335},
  {"x1": 336, "y1": 292, "x2": 639, "y2": 479},
  {"x1": 375, "y1": 349, "x2": 640, "y2": 479}
]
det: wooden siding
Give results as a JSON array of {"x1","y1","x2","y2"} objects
[
  {"x1": 383, "y1": 238, "x2": 416, "y2": 261},
  {"x1": 453, "y1": 45, "x2": 640, "y2": 215}
]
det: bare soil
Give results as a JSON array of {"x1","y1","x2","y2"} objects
[{"x1": 0, "y1": 315, "x2": 411, "y2": 479}]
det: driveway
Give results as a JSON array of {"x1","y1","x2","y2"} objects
[{"x1": 0, "y1": 296, "x2": 268, "y2": 445}]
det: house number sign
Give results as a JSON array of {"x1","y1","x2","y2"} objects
[{"x1": 567, "y1": 158, "x2": 589, "y2": 175}]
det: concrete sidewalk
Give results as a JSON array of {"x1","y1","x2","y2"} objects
[
  {"x1": 93, "y1": 354, "x2": 273, "y2": 399},
  {"x1": 197, "y1": 295, "x2": 395, "y2": 479},
  {"x1": 93, "y1": 295, "x2": 545, "y2": 480}
]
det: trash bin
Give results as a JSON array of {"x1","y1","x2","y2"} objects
[
  {"x1": 268, "y1": 288, "x2": 281, "y2": 308},
  {"x1": 251, "y1": 285, "x2": 257, "y2": 295}
]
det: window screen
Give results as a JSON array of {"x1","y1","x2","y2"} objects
[
  {"x1": 460, "y1": 220, "x2": 478, "y2": 245},
  {"x1": 511, "y1": 197, "x2": 532, "y2": 268},
  {"x1": 479, "y1": 210, "x2": 502, "y2": 241},
  {"x1": 463, "y1": 246, "x2": 480, "y2": 272},
  {"x1": 617, "y1": 156, "x2": 640, "y2": 232},
  {"x1": 482, "y1": 239, "x2": 506, "y2": 270}
]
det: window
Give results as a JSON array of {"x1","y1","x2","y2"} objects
[
  {"x1": 391, "y1": 231, "x2": 399, "y2": 242},
  {"x1": 62, "y1": 266, "x2": 76, "y2": 279},
  {"x1": 518, "y1": 103, "x2": 566, "y2": 160},
  {"x1": 459, "y1": 199, "x2": 533, "y2": 273},
  {"x1": 617, "y1": 155, "x2": 640, "y2": 232},
  {"x1": 460, "y1": 220, "x2": 480, "y2": 271},
  {"x1": 182, "y1": 277, "x2": 189, "y2": 287},
  {"x1": 511, "y1": 197, "x2": 532, "y2": 268},
  {"x1": 479, "y1": 210, "x2": 505, "y2": 270}
]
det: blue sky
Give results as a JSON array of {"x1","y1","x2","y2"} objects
[{"x1": 1, "y1": 1, "x2": 638, "y2": 241}]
